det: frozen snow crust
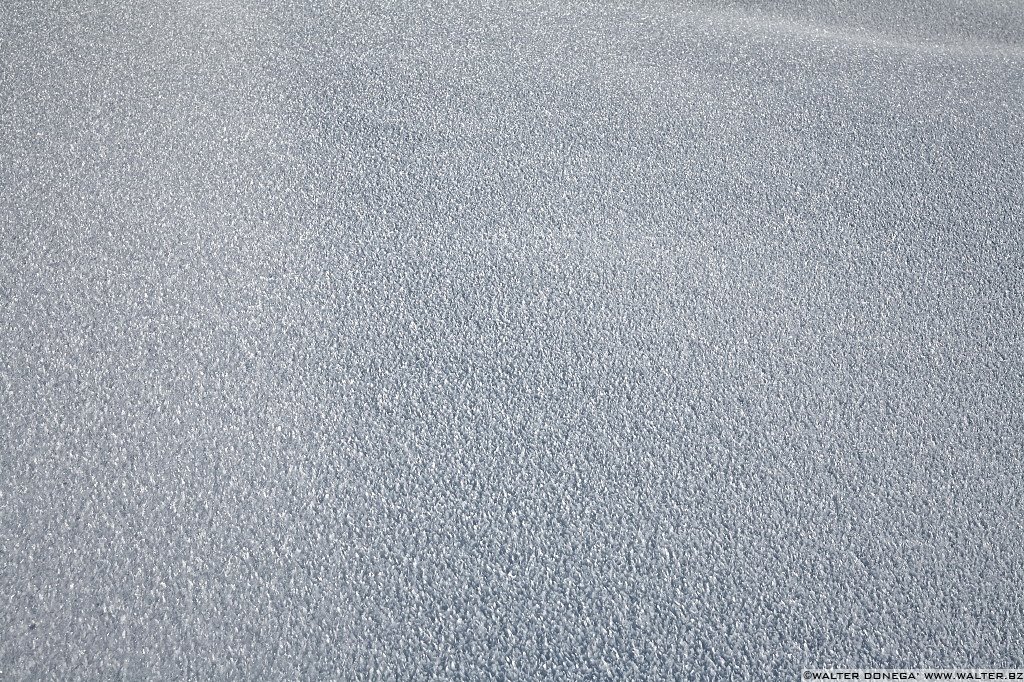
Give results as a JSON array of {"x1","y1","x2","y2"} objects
[{"x1": 2, "y1": 0, "x2": 1023, "y2": 678}]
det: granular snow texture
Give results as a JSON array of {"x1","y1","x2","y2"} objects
[{"x1": 2, "y1": 0, "x2": 1023, "y2": 679}]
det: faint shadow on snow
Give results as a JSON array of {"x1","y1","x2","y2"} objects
[{"x1": 679, "y1": 5, "x2": 1024, "y2": 59}]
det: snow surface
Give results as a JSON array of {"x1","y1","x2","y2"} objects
[{"x1": 2, "y1": 0, "x2": 1023, "y2": 678}]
